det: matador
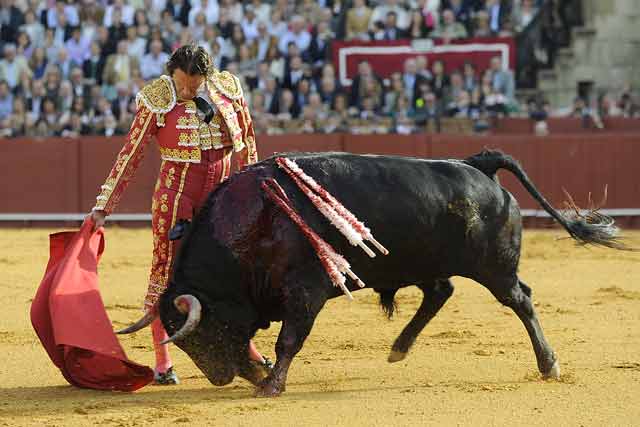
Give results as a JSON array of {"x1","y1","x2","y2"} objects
[{"x1": 89, "y1": 45, "x2": 264, "y2": 385}]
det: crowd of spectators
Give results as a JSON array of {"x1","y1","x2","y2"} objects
[{"x1": 0, "y1": 0, "x2": 636, "y2": 138}]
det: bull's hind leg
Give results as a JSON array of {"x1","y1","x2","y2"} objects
[
  {"x1": 388, "y1": 279, "x2": 454, "y2": 363},
  {"x1": 486, "y1": 275, "x2": 560, "y2": 379}
]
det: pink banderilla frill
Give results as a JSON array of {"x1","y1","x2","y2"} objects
[
  {"x1": 262, "y1": 178, "x2": 364, "y2": 299},
  {"x1": 275, "y1": 157, "x2": 389, "y2": 257}
]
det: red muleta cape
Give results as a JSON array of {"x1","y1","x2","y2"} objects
[{"x1": 30, "y1": 219, "x2": 153, "y2": 391}]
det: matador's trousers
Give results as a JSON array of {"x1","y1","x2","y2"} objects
[{"x1": 145, "y1": 148, "x2": 232, "y2": 309}]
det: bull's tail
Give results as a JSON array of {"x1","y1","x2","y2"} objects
[{"x1": 464, "y1": 149, "x2": 628, "y2": 250}]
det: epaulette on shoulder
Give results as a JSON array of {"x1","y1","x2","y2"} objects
[
  {"x1": 207, "y1": 69, "x2": 244, "y2": 101},
  {"x1": 136, "y1": 75, "x2": 177, "y2": 114}
]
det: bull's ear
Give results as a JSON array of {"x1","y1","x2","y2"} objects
[{"x1": 169, "y1": 219, "x2": 191, "y2": 241}]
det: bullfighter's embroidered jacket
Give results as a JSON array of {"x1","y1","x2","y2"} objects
[{"x1": 92, "y1": 70, "x2": 258, "y2": 214}]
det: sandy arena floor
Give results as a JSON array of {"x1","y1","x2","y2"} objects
[{"x1": 0, "y1": 227, "x2": 639, "y2": 426}]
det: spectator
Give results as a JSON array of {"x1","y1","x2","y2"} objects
[
  {"x1": 391, "y1": 94, "x2": 416, "y2": 135},
  {"x1": 267, "y1": 8, "x2": 288, "y2": 40},
  {"x1": 415, "y1": 55, "x2": 432, "y2": 81},
  {"x1": 160, "y1": 9, "x2": 182, "y2": 47},
  {"x1": 513, "y1": 0, "x2": 538, "y2": 32},
  {"x1": 359, "y1": 75, "x2": 384, "y2": 111},
  {"x1": 369, "y1": 0, "x2": 410, "y2": 31},
  {"x1": 16, "y1": 31, "x2": 33, "y2": 59},
  {"x1": 65, "y1": 27, "x2": 90, "y2": 67},
  {"x1": 237, "y1": 44, "x2": 258, "y2": 80},
  {"x1": 473, "y1": 10, "x2": 492, "y2": 37},
  {"x1": 227, "y1": 23, "x2": 246, "y2": 60},
  {"x1": 618, "y1": 85, "x2": 638, "y2": 118},
  {"x1": 111, "y1": 82, "x2": 133, "y2": 122},
  {"x1": 125, "y1": 26, "x2": 147, "y2": 59},
  {"x1": 254, "y1": 21, "x2": 276, "y2": 62},
  {"x1": 0, "y1": 0, "x2": 25, "y2": 43},
  {"x1": 40, "y1": 96, "x2": 64, "y2": 135},
  {"x1": 20, "y1": 10, "x2": 44, "y2": 48},
  {"x1": 414, "y1": 91, "x2": 441, "y2": 131},
  {"x1": 318, "y1": 75, "x2": 339, "y2": 107},
  {"x1": 383, "y1": 72, "x2": 406, "y2": 115},
  {"x1": 262, "y1": 76, "x2": 280, "y2": 114},
  {"x1": 188, "y1": 0, "x2": 219, "y2": 26},
  {"x1": 446, "y1": 69, "x2": 465, "y2": 109},
  {"x1": 462, "y1": 61, "x2": 477, "y2": 92},
  {"x1": 165, "y1": 0, "x2": 191, "y2": 27},
  {"x1": 241, "y1": 5, "x2": 260, "y2": 41},
  {"x1": 83, "y1": 41, "x2": 105, "y2": 85},
  {"x1": 65, "y1": 67, "x2": 83, "y2": 101},
  {"x1": 489, "y1": 55, "x2": 515, "y2": 106},
  {"x1": 350, "y1": 60, "x2": 380, "y2": 107},
  {"x1": 275, "y1": 88, "x2": 300, "y2": 119},
  {"x1": 141, "y1": 40, "x2": 169, "y2": 80},
  {"x1": 51, "y1": 11, "x2": 72, "y2": 46},
  {"x1": 346, "y1": 0, "x2": 373, "y2": 41},
  {"x1": 0, "y1": 44, "x2": 32, "y2": 91},
  {"x1": 44, "y1": 64, "x2": 62, "y2": 99},
  {"x1": 80, "y1": 10, "x2": 100, "y2": 43},
  {"x1": 283, "y1": 55, "x2": 305, "y2": 90},
  {"x1": 32, "y1": 118, "x2": 52, "y2": 137},
  {"x1": 485, "y1": 0, "x2": 505, "y2": 34},
  {"x1": 359, "y1": 96, "x2": 380, "y2": 120},
  {"x1": 443, "y1": 0, "x2": 472, "y2": 31},
  {"x1": 46, "y1": 0, "x2": 80, "y2": 28},
  {"x1": 58, "y1": 80, "x2": 74, "y2": 112},
  {"x1": 332, "y1": 92, "x2": 351, "y2": 120},
  {"x1": 60, "y1": 112, "x2": 91, "y2": 138},
  {"x1": 4, "y1": 95, "x2": 27, "y2": 137},
  {"x1": 144, "y1": 0, "x2": 163, "y2": 26},
  {"x1": 102, "y1": 40, "x2": 139, "y2": 86},
  {"x1": 430, "y1": 59, "x2": 449, "y2": 100},
  {"x1": 408, "y1": 9, "x2": 433, "y2": 39},
  {"x1": 221, "y1": 0, "x2": 243, "y2": 23},
  {"x1": 266, "y1": 44, "x2": 285, "y2": 82},
  {"x1": 432, "y1": 9, "x2": 467, "y2": 41},
  {"x1": 251, "y1": 0, "x2": 271, "y2": 24},
  {"x1": 294, "y1": 77, "x2": 312, "y2": 110},
  {"x1": 107, "y1": 8, "x2": 129, "y2": 46},
  {"x1": 29, "y1": 46, "x2": 48, "y2": 80},
  {"x1": 278, "y1": 15, "x2": 311, "y2": 56},
  {"x1": 309, "y1": 19, "x2": 333, "y2": 66},
  {"x1": 403, "y1": 58, "x2": 427, "y2": 105},
  {"x1": 382, "y1": 11, "x2": 407, "y2": 40},
  {"x1": 54, "y1": 47, "x2": 73, "y2": 80},
  {"x1": 0, "y1": 80, "x2": 13, "y2": 121},
  {"x1": 26, "y1": 78, "x2": 45, "y2": 122}
]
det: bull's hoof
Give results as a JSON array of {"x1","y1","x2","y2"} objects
[
  {"x1": 388, "y1": 350, "x2": 407, "y2": 363},
  {"x1": 255, "y1": 381, "x2": 284, "y2": 398},
  {"x1": 541, "y1": 360, "x2": 561, "y2": 380}
]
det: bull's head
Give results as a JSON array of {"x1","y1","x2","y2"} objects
[{"x1": 118, "y1": 290, "x2": 269, "y2": 387}]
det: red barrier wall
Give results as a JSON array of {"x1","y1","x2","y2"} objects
[{"x1": 2, "y1": 133, "x2": 639, "y2": 224}]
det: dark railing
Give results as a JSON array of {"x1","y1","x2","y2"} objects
[{"x1": 516, "y1": 0, "x2": 584, "y2": 89}]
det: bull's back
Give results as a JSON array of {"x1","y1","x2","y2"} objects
[{"x1": 266, "y1": 152, "x2": 521, "y2": 286}]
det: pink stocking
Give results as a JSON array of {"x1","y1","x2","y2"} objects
[
  {"x1": 151, "y1": 317, "x2": 172, "y2": 373},
  {"x1": 248, "y1": 340, "x2": 265, "y2": 363}
]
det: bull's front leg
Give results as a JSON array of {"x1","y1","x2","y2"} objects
[{"x1": 255, "y1": 286, "x2": 327, "y2": 397}]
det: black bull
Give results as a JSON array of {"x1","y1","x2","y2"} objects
[{"x1": 121, "y1": 150, "x2": 624, "y2": 396}]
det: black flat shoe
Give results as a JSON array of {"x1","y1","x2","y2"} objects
[{"x1": 154, "y1": 367, "x2": 180, "y2": 385}]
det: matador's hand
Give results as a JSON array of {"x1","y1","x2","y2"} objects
[{"x1": 89, "y1": 210, "x2": 107, "y2": 231}]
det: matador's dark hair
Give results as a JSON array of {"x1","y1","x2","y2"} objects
[{"x1": 166, "y1": 44, "x2": 211, "y2": 76}]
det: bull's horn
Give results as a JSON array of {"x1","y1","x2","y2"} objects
[
  {"x1": 160, "y1": 294, "x2": 202, "y2": 345},
  {"x1": 116, "y1": 310, "x2": 157, "y2": 334}
]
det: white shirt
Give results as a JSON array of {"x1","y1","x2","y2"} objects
[
  {"x1": 103, "y1": 4, "x2": 136, "y2": 27},
  {"x1": 188, "y1": 2, "x2": 219, "y2": 26},
  {"x1": 140, "y1": 52, "x2": 169, "y2": 80},
  {"x1": 278, "y1": 30, "x2": 311, "y2": 55}
]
